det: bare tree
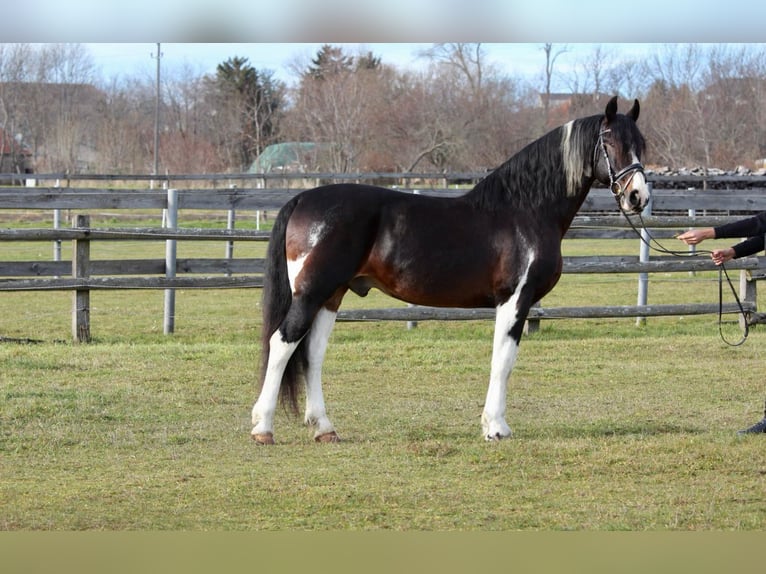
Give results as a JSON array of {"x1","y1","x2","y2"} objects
[
  {"x1": 93, "y1": 77, "x2": 153, "y2": 173},
  {"x1": 584, "y1": 45, "x2": 612, "y2": 97},
  {"x1": 285, "y1": 45, "x2": 390, "y2": 172},
  {"x1": 420, "y1": 43, "x2": 486, "y2": 97},
  {"x1": 541, "y1": 43, "x2": 568, "y2": 128},
  {"x1": 0, "y1": 44, "x2": 36, "y2": 174},
  {"x1": 642, "y1": 44, "x2": 711, "y2": 170},
  {"x1": 160, "y1": 62, "x2": 225, "y2": 173},
  {"x1": 34, "y1": 43, "x2": 98, "y2": 172}
]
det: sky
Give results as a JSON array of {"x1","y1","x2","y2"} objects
[
  {"x1": 10, "y1": 1, "x2": 766, "y2": 91},
  {"x1": 79, "y1": 42, "x2": 760, "y2": 94},
  {"x1": 82, "y1": 42, "x2": 648, "y2": 88},
  {"x1": 13, "y1": 0, "x2": 766, "y2": 44},
  {"x1": 11, "y1": 0, "x2": 766, "y2": 45}
]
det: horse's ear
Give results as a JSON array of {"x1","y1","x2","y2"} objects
[
  {"x1": 627, "y1": 99, "x2": 640, "y2": 122},
  {"x1": 605, "y1": 96, "x2": 618, "y2": 122}
]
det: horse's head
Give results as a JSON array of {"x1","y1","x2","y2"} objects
[{"x1": 594, "y1": 96, "x2": 650, "y2": 214}]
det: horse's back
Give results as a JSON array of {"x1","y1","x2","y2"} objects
[{"x1": 290, "y1": 183, "x2": 411, "y2": 218}]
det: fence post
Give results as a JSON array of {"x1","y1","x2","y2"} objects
[
  {"x1": 687, "y1": 198, "x2": 697, "y2": 275},
  {"x1": 72, "y1": 214, "x2": 91, "y2": 343},
  {"x1": 636, "y1": 185, "x2": 653, "y2": 326},
  {"x1": 740, "y1": 269, "x2": 757, "y2": 332},
  {"x1": 164, "y1": 188, "x2": 178, "y2": 335},
  {"x1": 407, "y1": 190, "x2": 420, "y2": 330},
  {"x1": 53, "y1": 179, "x2": 62, "y2": 271},
  {"x1": 524, "y1": 304, "x2": 540, "y2": 335},
  {"x1": 226, "y1": 185, "x2": 236, "y2": 277}
]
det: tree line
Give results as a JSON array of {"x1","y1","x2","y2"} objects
[{"x1": 1, "y1": 43, "x2": 765, "y2": 176}]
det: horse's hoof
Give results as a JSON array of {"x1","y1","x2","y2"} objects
[
  {"x1": 315, "y1": 431, "x2": 341, "y2": 443},
  {"x1": 484, "y1": 432, "x2": 511, "y2": 442},
  {"x1": 251, "y1": 432, "x2": 275, "y2": 445}
]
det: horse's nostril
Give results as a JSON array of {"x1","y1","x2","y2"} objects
[{"x1": 630, "y1": 190, "x2": 640, "y2": 206}]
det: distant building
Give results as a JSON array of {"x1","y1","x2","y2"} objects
[
  {"x1": 248, "y1": 142, "x2": 332, "y2": 174},
  {"x1": 0, "y1": 126, "x2": 34, "y2": 184}
]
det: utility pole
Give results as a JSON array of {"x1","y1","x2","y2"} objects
[{"x1": 152, "y1": 43, "x2": 162, "y2": 185}]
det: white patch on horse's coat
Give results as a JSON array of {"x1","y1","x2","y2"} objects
[
  {"x1": 286, "y1": 222, "x2": 326, "y2": 293},
  {"x1": 308, "y1": 222, "x2": 325, "y2": 248},
  {"x1": 482, "y1": 247, "x2": 536, "y2": 440},
  {"x1": 287, "y1": 254, "x2": 307, "y2": 293}
]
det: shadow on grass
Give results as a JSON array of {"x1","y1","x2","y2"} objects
[{"x1": 523, "y1": 420, "x2": 703, "y2": 439}]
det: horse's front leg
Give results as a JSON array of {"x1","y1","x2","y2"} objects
[
  {"x1": 482, "y1": 300, "x2": 527, "y2": 440},
  {"x1": 482, "y1": 263, "x2": 537, "y2": 441}
]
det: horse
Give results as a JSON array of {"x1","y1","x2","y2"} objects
[{"x1": 250, "y1": 95, "x2": 649, "y2": 444}]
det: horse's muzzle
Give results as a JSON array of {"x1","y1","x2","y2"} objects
[{"x1": 619, "y1": 171, "x2": 650, "y2": 214}]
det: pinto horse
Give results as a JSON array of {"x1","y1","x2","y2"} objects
[{"x1": 251, "y1": 96, "x2": 649, "y2": 444}]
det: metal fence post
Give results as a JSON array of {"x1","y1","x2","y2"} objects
[
  {"x1": 226, "y1": 185, "x2": 236, "y2": 277},
  {"x1": 164, "y1": 188, "x2": 178, "y2": 335},
  {"x1": 636, "y1": 184, "x2": 653, "y2": 326}
]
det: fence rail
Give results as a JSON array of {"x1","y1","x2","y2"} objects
[{"x1": 1, "y1": 176, "x2": 764, "y2": 341}]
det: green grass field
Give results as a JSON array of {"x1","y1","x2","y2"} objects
[{"x1": 1, "y1": 214, "x2": 766, "y2": 530}]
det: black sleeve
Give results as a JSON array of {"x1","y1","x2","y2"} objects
[
  {"x1": 732, "y1": 235, "x2": 766, "y2": 259},
  {"x1": 714, "y1": 211, "x2": 766, "y2": 240}
]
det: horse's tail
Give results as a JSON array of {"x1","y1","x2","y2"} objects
[{"x1": 260, "y1": 196, "x2": 306, "y2": 415}]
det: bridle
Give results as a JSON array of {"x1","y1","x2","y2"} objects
[
  {"x1": 595, "y1": 128, "x2": 645, "y2": 204},
  {"x1": 597, "y1": 127, "x2": 751, "y2": 347}
]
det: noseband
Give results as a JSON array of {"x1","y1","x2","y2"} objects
[{"x1": 596, "y1": 128, "x2": 645, "y2": 202}]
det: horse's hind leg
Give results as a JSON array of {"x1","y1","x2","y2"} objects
[
  {"x1": 251, "y1": 292, "x2": 343, "y2": 444},
  {"x1": 251, "y1": 330, "x2": 301, "y2": 444},
  {"x1": 251, "y1": 294, "x2": 318, "y2": 444},
  {"x1": 304, "y1": 306, "x2": 340, "y2": 442}
]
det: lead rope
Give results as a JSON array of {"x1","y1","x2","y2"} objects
[
  {"x1": 595, "y1": 128, "x2": 749, "y2": 345},
  {"x1": 618, "y1": 208, "x2": 750, "y2": 347}
]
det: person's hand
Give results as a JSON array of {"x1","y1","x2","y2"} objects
[
  {"x1": 711, "y1": 248, "x2": 735, "y2": 266},
  {"x1": 676, "y1": 228, "x2": 714, "y2": 245}
]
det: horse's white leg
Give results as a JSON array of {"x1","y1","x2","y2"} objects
[
  {"x1": 251, "y1": 330, "x2": 299, "y2": 444},
  {"x1": 482, "y1": 256, "x2": 534, "y2": 441},
  {"x1": 304, "y1": 307, "x2": 339, "y2": 442},
  {"x1": 481, "y1": 303, "x2": 521, "y2": 440}
]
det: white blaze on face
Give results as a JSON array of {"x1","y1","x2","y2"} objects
[{"x1": 619, "y1": 150, "x2": 650, "y2": 212}]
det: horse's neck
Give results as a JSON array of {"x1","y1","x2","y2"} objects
[{"x1": 558, "y1": 177, "x2": 596, "y2": 234}]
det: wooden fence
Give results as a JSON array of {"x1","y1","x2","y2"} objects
[{"x1": 1, "y1": 172, "x2": 765, "y2": 342}]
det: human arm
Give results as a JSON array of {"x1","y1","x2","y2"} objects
[
  {"x1": 710, "y1": 247, "x2": 735, "y2": 266},
  {"x1": 676, "y1": 227, "x2": 715, "y2": 245},
  {"x1": 713, "y1": 211, "x2": 766, "y2": 240},
  {"x1": 677, "y1": 225, "x2": 765, "y2": 263}
]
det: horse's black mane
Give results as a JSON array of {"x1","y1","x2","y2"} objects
[{"x1": 465, "y1": 114, "x2": 604, "y2": 212}]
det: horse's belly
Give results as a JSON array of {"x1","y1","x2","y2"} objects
[{"x1": 353, "y1": 267, "x2": 495, "y2": 308}]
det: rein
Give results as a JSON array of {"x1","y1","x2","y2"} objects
[
  {"x1": 617, "y1": 207, "x2": 750, "y2": 347},
  {"x1": 594, "y1": 127, "x2": 749, "y2": 345}
]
